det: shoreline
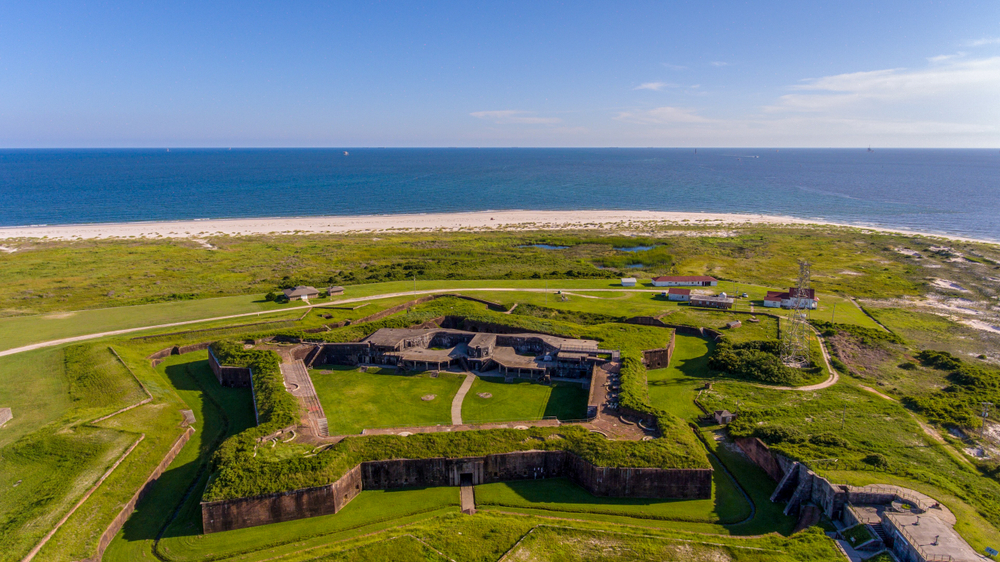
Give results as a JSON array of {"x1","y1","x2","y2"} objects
[{"x1": 0, "y1": 210, "x2": 995, "y2": 245}]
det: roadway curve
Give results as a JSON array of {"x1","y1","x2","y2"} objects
[
  {"x1": 760, "y1": 325, "x2": 839, "y2": 392},
  {"x1": 0, "y1": 287, "x2": 664, "y2": 358},
  {"x1": 0, "y1": 285, "x2": 840, "y2": 394}
]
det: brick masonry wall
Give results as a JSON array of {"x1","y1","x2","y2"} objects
[
  {"x1": 201, "y1": 465, "x2": 363, "y2": 534},
  {"x1": 207, "y1": 347, "x2": 252, "y2": 387},
  {"x1": 565, "y1": 453, "x2": 712, "y2": 499},
  {"x1": 734, "y1": 437, "x2": 785, "y2": 482},
  {"x1": 202, "y1": 450, "x2": 711, "y2": 533}
]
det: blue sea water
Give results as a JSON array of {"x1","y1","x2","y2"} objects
[{"x1": 1, "y1": 148, "x2": 999, "y2": 241}]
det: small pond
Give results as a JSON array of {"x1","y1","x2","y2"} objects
[{"x1": 615, "y1": 245, "x2": 656, "y2": 252}]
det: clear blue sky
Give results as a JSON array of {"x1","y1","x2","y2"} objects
[{"x1": 1, "y1": 1, "x2": 998, "y2": 147}]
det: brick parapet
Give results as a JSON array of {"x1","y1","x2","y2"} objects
[{"x1": 201, "y1": 450, "x2": 711, "y2": 533}]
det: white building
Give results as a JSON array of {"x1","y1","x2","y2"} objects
[
  {"x1": 665, "y1": 288, "x2": 691, "y2": 301},
  {"x1": 763, "y1": 288, "x2": 818, "y2": 309},
  {"x1": 651, "y1": 275, "x2": 718, "y2": 287},
  {"x1": 621, "y1": 278, "x2": 637, "y2": 287}
]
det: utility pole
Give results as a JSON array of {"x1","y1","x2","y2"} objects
[
  {"x1": 413, "y1": 275, "x2": 416, "y2": 295},
  {"x1": 981, "y1": 402, "x2": 993, "y2": 439},
  {"x1": 841, "y1": 406, "x2": 847, "y2": 430},
  {"x1": 831, "y1": 303, "x2": 837, "y2": 324}
]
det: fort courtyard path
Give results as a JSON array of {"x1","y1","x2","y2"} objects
[{"x1": 451, "y1": 373, "x2": 476, "y2": 425}]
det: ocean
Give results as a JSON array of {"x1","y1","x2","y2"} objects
[{"x1": 1, "y1": 148, "x2": 998, "y2": 241}]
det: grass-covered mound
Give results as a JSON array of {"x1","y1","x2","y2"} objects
[
  {"x1": 204, "y1": 422, "x2": 709, "y2": 502},
  {"x1": 708, "y1": 339, "x2": 806, "y2": 385},
  {"x1": 208, "y1": 341, "x2": 300, "y2": 474}
]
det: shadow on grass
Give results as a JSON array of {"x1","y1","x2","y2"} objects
[
  {"x1": 117, "y1": 360, "x2": 253, "y2": 544},
  {"x1": 542, "y1": 383, "x2": 589, "y2": 420},
  {"x1": 492, "y1": 475, "x2": 752, "y2": 524}
]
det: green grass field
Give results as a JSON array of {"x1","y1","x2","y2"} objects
[
  {"x1": 647, "y1": 335, "x2": 715, "y2": 422},
  {"x1": 475, "y1": 461, "x2": 750, "y2": 525},
  {"x1": 311, "y1": 366, "x2": 466, "y2": 434},
  {"x1": 4, "y1": 226, "x2": 1000, "y2": 560},
  {"x1": 461, "y1": 376, "x2": 589, "y2": 423},
  {"x1": 153, "y1": 487, "x2": 460, "y2": 562},
  {"x1": 0, "y1": 347, "x2": 70, "y2": 446},
  {"x1": 0, "y1": 425, "x2": 137, "y2": 560}
]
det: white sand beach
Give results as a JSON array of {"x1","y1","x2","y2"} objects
[{"x1": 0, "y1": 210, "x2": 991, "y2": 244}]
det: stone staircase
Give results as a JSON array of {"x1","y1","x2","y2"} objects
[{"x1": 870, "y1": 522, "x2": 890, "y2": 546}]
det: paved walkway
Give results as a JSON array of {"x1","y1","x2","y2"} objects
[
  {"x1": 451, "y1": 373, "x2": 477, "y2": 425},
  {"x1": 280, "y1": 360, "x2": 329, "y2": 437},
  {"x1": 460, "y1": 484, "x2": 476, "y2": 514}
]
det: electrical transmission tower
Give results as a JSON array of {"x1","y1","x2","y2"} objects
[{"x1": 781, "y1": 260, "x2": 812, "y2": 368}]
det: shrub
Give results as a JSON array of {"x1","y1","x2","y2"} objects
[
  {"x1": 208, "y1": 341, "x2": 301, "y2": 475},
  {"x1": 753, "y1": 425, "x2": 805, "y2": 445},
  {"x1": 905, "y1": 353, "x2": 1000, "y2": 429},
  {"x1": 708, "y1": 339, "x2": 802, "y2": 385},
  {"x1": 264, "y1": 291, "x2": 277, "y2": 302},
  {"x1": 862, "y1": 453, "x2": 890, "y2": 470},
  {"x1": 898, "y1": 361, "x2": 917, "y2": 370},
  {"x1": 917, "y1": 350, "x2": 962, "y2": 371},
  {"x1": 810, "y1": 432, "x2": 850, "y2": 449}
]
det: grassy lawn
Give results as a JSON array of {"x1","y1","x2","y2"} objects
[
  {"x1": 0, "y1": 278, "x2": 876, "y2": 355},
  {"x1": 101, "y1": 352, "x2": 255, "y2": 561},
  {"x1": 647, "y1": 335, "x2": 715, "y2": 422},
  {"x1": 823, "y1": 469, "x2": 1000, "y2": 556},
  {"x1": 0, "y1": 347, "x2": 70, "y2": 446},
  {"x1": 505, "y1": 524, "x2": 839, "y2": 562},
  {"x1": 0, "y1": 293, "x2": 298, "y2": 352},
  {"x1": 461, "y1": 377, "x2": 589, "y2": 423},
  {"x1": 311, "y1": 366, "x2": 466, "y2": 434},
  {"x1": 0, "y1": 425, "x2": 137, "y2": 560},
  {"x1": 700, "y1": 380, "x2": 1000, "y2": 542},
  {"x1": 152, "y1": 487, "x2": 459, "y2": 562},
  {"x1": 841, "y1": 524, "x2": 874, "y2": 546},
  {"x1": 474, "y1": 454, "x2": 750, "y2": 525}
]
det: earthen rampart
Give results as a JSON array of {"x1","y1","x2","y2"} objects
[
  {"x1": 88, "y1": 427, "x2": 195, "y2": 561},
  {"x1": 202, "y1": 465, "x2": 362, "y2": 534},
  {"x1": 207, "y1": 347, "x2": 252, "y2": 387},
  {"x1": 201, "y1": 450, "x2": 711, "y2": 532}
]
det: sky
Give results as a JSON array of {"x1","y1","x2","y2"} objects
[{"x1": 1, "y1": 1, "x2": 998, "y2": 148}]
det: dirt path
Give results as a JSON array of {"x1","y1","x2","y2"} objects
[
  {"x1": 848, "y1": 296, "x2": 891, "y2": 332},
  {"x1": 859, "y1": 385, "x2": 949, "y2": 446},
  {"x1": 451, "y1": 373, "x2": 476, "y2": 425},
  {"x1": 761, "y1": 326, "x2": 839, "y2": 392}
]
